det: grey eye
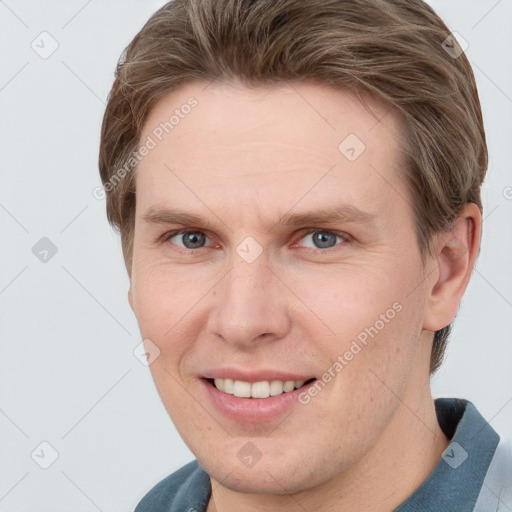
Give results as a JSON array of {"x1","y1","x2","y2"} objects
[
  {"x1": 304, "y1": 231, "x2": 340, "y2": 249},
  {"x1": 177, "y1": 231, "x2": 206, "y2": 249}
]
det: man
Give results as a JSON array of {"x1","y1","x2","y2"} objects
[{"x1": 98, "y1": 0, "x2": 512, "y2": 510}]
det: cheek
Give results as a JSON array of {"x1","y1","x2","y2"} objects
[
  {"x1": 129, "y1": 261, "x2": 207, "y2": 369},
  {"x1": 290, "y1": 261, "x2": 418, "y2": 343},
  {"x1": 131, "y1": 254, "x2": 203, "y2": 323},
  {"x1": 293, "y1": 261, "x2": 424, "y2": 395}
]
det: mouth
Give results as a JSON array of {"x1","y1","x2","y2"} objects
[{"x1": 206, "y1": 377, "x2": 317, "y2": 399}]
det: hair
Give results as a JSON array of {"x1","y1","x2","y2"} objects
[{"x1": 99, "y1": 0, "x2": 488, "y2": 374}]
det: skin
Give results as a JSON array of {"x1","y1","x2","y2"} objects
[{"x1": 128, "y1": 80, "x2": 481, "y2": 511}]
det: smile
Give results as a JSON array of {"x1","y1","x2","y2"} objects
[{"x1": 210, "y1": 378, "x2": 315, "y2": 399}]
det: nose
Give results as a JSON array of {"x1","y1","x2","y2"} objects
[{"x1": 207, "y1": 253, "x2": 291, "y2": 349}]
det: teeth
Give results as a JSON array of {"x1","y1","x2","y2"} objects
[
  {"x1": 212, "y1": 378, "x2": 308, "y2": 398},
  {"x1": 233, "y1": 380, "x2": 251, "y2": 398},
  {"x1": 251, "y1": 381, "x2": 270, "y2": 399},
  {"x1": 283, "y1": 381, "x2": 295, "y2": 392},
  {"x1": 269, "y1": 380, "x2": 284, "y2": 396},
  {"x1": 215, "y1": 378, "x2": 234, "y2": 394},
  {"x1": 223, "y1": 378, "x2": 234, "y2": 393}
]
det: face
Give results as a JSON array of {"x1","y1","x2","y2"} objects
[{"x1": 128, "y1": 80, "x2": 432, "y2": 495}]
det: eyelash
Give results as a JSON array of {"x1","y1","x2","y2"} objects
[{"x1": 159, "y1": 228, "x2": 350, "y2": 254}]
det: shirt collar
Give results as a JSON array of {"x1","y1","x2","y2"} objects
[{"x1": 394, "y1": 398, "x2": 500, "y2": 511}]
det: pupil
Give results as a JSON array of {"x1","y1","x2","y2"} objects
[
  {"x1": 182, "y1": 232, "x2": 205, "y2": 249},
  {"x1": 313, "y1": 232, "x2": 336, "y2": 249}
]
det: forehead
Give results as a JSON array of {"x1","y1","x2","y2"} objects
[{"x1": 135, "y1": 80, "x2": 407, "y2": 221}]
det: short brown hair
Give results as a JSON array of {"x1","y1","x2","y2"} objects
[{"x1": 99, "y1": 0, "x2": 488, "y2": 374}]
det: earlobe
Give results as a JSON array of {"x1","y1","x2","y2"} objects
[{"x1": 423, "y1": 203, "x2": 482, "y2": 332}]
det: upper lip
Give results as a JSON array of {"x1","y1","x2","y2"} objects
[{"x1": 202, "y1": 368, "x2": 315, "y2": 383}]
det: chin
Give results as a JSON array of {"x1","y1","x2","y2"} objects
[
  {"x1": 200, "y1": 452, "x2": 323, "y2": 496},
  {"x1": 211, "y1": 468, "x2": 305, "y2": 495}
]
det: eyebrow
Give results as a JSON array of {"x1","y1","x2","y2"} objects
[
  {"x1": 142, "y1": 207, "x2": 211, "y2": 227},
  {"x1": 141, "y1": 204, "x2": 376, "y2": 230},
  {"x1": 274, "y1": 205, "x2": 377, "y2": 229}
]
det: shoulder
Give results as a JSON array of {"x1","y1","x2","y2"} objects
[{"x1": 134, "y1": 460, "x2": 211, "y2": 512}]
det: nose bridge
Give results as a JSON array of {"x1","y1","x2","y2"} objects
[{"x1": 209, "y1": 251, "x2": 288, "y2": 346}]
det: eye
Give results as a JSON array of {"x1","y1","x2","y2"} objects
[
  {"x1": 297, "y1": 230, "x2": 347, "y2": 250},
  {"x1": 163, "y1": 230, "x2": 210, "y2": 250},
  {"x1": 160, "y1": 229, "x2": 348, "y2": 253}
]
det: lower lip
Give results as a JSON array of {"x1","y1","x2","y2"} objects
[{"x1": 201, "y1": 379, "x2": 315, "y2": 423}]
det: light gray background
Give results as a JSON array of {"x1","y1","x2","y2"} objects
[{"x1": 1, "y1": 1, "x2": 511, "y2": 511}]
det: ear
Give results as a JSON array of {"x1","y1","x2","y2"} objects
[{"x1": 422, "y1": 203, "x2": 482, "y2": 332}]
